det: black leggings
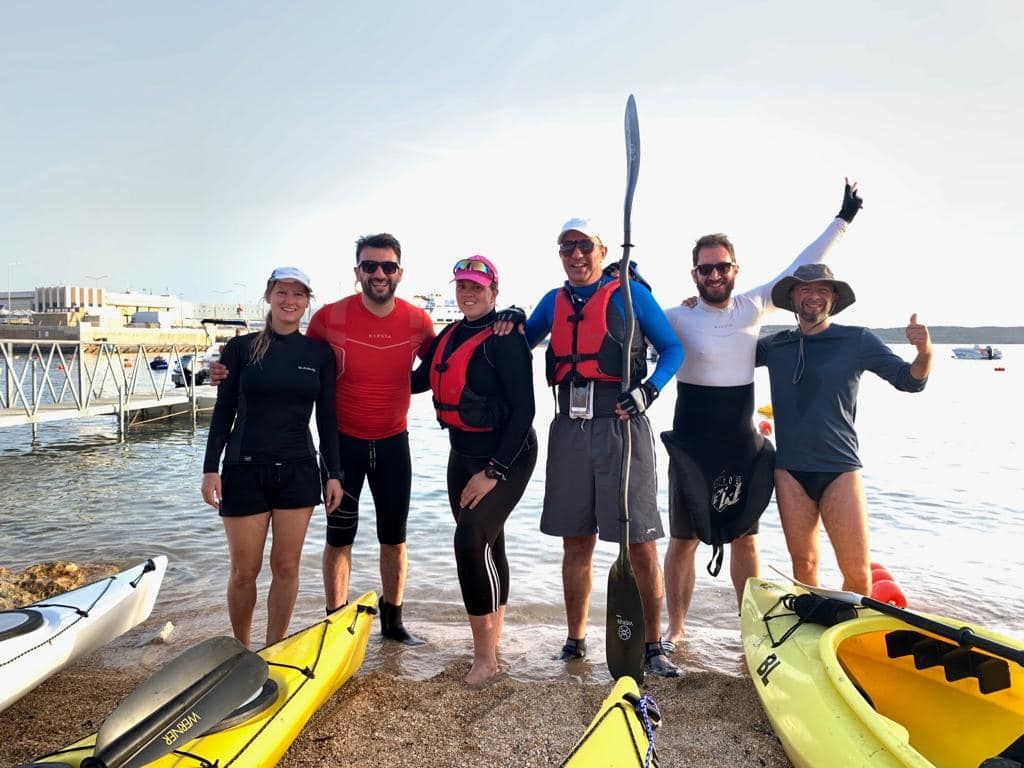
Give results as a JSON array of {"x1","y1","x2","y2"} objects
[{"x1": 446, "y1": 440, "x2": 537, "y2": 616}]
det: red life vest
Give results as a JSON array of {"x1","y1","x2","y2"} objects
[
  {"x1": 546, "y1": 279, "x2": 646, "y2": 385},
  {"x1": 429, "y1": 324, "x2": 496, "y2": 432}
]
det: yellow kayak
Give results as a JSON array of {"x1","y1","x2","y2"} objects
[
  {"x1": 560, "y1": 677, "x2": 661, "y2": 767},
  {"x1": 29, "y1": 591, "x2": 377, "y2": 767},
  {"x1": 741, "y1": 578, "x2": 1024, "y2": 768}
]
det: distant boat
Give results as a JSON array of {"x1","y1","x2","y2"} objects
[{"x1": 952, "y1": 345, "x2": 1002, "y2": 360}]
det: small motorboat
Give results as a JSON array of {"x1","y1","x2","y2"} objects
[
  {"x1": 952, "y1": 345, "x2": 1002, "y2": 360},
  {"x1": 149, "y1": 356, "x2": 169, "y2": 370}
]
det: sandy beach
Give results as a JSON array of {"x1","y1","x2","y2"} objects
[{"x1": 0, "y1": 562, "x2": 790, "y2": 767}]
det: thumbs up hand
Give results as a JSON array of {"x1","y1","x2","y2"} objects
[{"x1": 906, "y1": 313, "x2": 931, "y2": 353}]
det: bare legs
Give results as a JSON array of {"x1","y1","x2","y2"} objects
[
  {"x1": 322, "y1": 543, "x2": 352, "y2": 611},
  {"x1": 664, "y1": 537, "x2": 699, "y2": 645},
  {"x1": 466, "y1": 609, "x2": 504, "y2": 687},
  {"x1": 562, "y1": 535, "x2": 597, "y2": 639},
  {"x1": 561, "y1": 535, "x2": 665, "y2": 644},
  {"x1": 775, "y1": 469, "x2": 871, "y2": 594},
  {"x1": 323, "y1": 541, "x2": 408, "y2": 611},
  {"x1": 628, "y1": 540, "x2": 665, "y2": 643},
  {"x1": 265, "y1": 507, "x2": 313, "y2": 643},
  {"x1": 380, "y1": 542, "x2": 407, "y2": 605},
  {"x1": 223, "y1": 506, "x2": 313, "y2": 647}
]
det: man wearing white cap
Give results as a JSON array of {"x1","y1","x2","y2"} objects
[
  {"x1": 757, "y1": 263, "x2": 932, "y2": 595},
  {"x1": 515, "y1": 217, "x2": 684, "y2": 677}
]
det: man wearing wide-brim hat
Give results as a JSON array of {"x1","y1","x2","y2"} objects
[{"x1": 756, "y1": 262, "x2": 933, "y2": 595}]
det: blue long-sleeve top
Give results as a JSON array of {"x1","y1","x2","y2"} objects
[
  {"x1": 755, "y1": 324, "x2": 927, "y2": 472},
  {"x1": 524, "y1": 276, "x2": 683, "y2": 393}
]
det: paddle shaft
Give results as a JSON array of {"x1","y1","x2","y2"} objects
[
  {"x1": 859, "y1": 593, "x2": 1024, "y2": 667},
  {"x1": 777, "y1": 569, "x2": 1024, "y2": 669},
  {"x1": 606, "y1": 94, "x2": 646, "y2": 684},
  {"x1": 617, "y1": 94, "x2": 639, "y2": 564}
]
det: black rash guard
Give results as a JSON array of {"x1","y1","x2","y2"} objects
[
  {"x1": 203, "y1": 330, "x2": 342, "y2": 479},
  {"x1": 411, "y1": 310, "x2": 536, "y2": 471}
]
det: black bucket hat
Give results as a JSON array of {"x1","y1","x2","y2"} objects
[{"x1": 771, "y1": 263, "x2": 856, "y2": 316}]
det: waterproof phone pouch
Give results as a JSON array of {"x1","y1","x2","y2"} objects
[{"x1": 569, "y1": 381, "x2": 594, "y2": 420}]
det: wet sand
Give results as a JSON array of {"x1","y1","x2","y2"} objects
[{"x1": 0, "y1": 564, "x2": 790, "y2": 767}]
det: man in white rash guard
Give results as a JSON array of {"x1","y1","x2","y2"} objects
[{"x1": 659, "y1": 179, "x2": 863, "y2": 652}]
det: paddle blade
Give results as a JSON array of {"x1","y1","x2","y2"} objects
[
  {"x1": 623, "y1": 94, "x2": 640, "y2": 221},
  {"x1": 606, "y1": 554, "x2": 646, "y2": 682},
  {"x1": 90, "y1": 636, "x2": 269, "y2": 768}
]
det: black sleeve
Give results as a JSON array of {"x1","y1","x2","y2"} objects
[
  {"x1": 410, "y1": 328, "x2": 445, "y2": 395},
  {"x1": 313, "y1": 339, "x2": 342, "y2": 480},
  {"x1": 488, "y1": 332, "x2": 536, "y2": 469},
  {"x1": 202, "y1": 337, "x2": 244, "y2": 473}
]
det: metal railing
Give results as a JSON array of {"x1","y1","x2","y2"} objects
[{"x1": 1, "y1": 339, "x2": 204, "y2": 437}]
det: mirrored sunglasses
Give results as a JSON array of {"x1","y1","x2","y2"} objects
[{"x1": 453, "y1": 258, "x2": 494, "y2": 276}]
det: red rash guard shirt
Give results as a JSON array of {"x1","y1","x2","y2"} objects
[{"x1": 307, "y1": 295, "x2": 435, "y2": 440}]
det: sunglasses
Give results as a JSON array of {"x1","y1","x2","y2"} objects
[
  {"x1": 453, "y1": 258, "x2": 494, "y2": 276},
  {"x1": 358, "y1": 260, "x2": 400, "y2": 275},
  {"x1": 558, "y1": 238, "x2": 596, "y2": 256},
  {"x1": 694, "y1": 262, "x2": 736, "y2": 277}
]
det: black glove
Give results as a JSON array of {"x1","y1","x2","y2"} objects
[
  {"x1": 838, "y1": 179, "x2": 863, "y2": 223},
  {"x1": 602, "y1": 260, "x2": 652, "y2": 291},
  {"x1": 495, "y1": 305, "x2": 526, "y2": 326},
  {"x1": 616, "y1": 382, "x2": 658, "y2": 417}
]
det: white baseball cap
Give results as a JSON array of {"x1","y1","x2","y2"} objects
[
  {"x1": 267, "y1": 266, "x2": 312, "y2": 290},
  {"x1": 558, "y1": 217, "x2": 600, "y2": 243}
]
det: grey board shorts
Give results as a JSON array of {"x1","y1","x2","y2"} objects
[{"x1": 541, "y1": 413, "x2": 664, "y2": 544}]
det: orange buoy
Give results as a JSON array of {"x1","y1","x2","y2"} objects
[
  {"x1": 871, "y1": 565, "x2": 894, "y2": 582},
  {"x1": 758, "y1": 420, "x2": 773, "y2": 436},
  {"x1": 871, "y1": 579, "x2": 908, "y2": 608}
]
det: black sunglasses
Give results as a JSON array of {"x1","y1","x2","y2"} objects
[
  {"x1": 559, "y1": 238, "x2": 596, "y2": 256},
  {"x1": 694, "y1": 262, "x2": 735, "y2": 277},
  {"x1": 358, "y1": 260, "x2": 400, "y2": 275}
]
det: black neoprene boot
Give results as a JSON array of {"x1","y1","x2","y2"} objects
[{"x1": 379, "y1": 598, "x2": 426, "y2": 646}]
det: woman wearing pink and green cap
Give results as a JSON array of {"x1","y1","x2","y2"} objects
[{"x1": 412, "y1": 255, "x2": 538, "y2": 686}]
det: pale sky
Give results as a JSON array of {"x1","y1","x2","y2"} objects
[{"x1": 2, "y1": 1, "x2": 1021, "y2": 326}]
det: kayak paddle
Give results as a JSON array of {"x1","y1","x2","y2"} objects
[
  {"x1": 772, "y1": 567, "x2": 1024, "y2": 668},
  {"x1": 76, "y1": 636, "x2": 269, "y2": 768},
  {"x1": 606, "y1": 93, "x2": 646, "y2": 684}
]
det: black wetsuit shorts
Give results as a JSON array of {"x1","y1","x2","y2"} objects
[{"x1": 324, "y1": 431, "x2": 412, "y2": 548}]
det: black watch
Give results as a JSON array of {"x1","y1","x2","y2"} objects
[{"x1": 483, "y1": 465, "x2": 506, "y2": 481}]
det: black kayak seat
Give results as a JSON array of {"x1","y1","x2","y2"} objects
[
  {"x1": 885, "y1": 629, "x2": 1011, "y2": 694},
  {"x1": 0, "y1": 609, "x2": 45, "y2": 642}
]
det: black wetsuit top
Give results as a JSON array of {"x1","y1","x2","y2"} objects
[
  {"x1": 412, "y1": 310, "x2": 536, "y2": 469},
  {"x1": 203, "y1": 330, "x2": 342, "y2": 478}
]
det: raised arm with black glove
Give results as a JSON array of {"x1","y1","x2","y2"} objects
[{"x1": 838, "y1": 178, "x2": 863, "y2": 223}]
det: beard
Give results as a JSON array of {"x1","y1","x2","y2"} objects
[
  {"x1": 360, "y1": 276, "x2": 397, "y2": 304},
  {"x1": 796, "y1": 299, "x2": 832, "y2": 326},
  {"x1": 696, "y1": 276, "x2": 736, "y2": 304}
]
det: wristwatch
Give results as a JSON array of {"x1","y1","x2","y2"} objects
[{"x1": 483, "y1": 463, "x2": 506, "y2": 481}]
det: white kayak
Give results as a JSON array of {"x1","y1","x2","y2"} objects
[{"x1": 0, "y1": 555, "x2": 168, "y2": 712}]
